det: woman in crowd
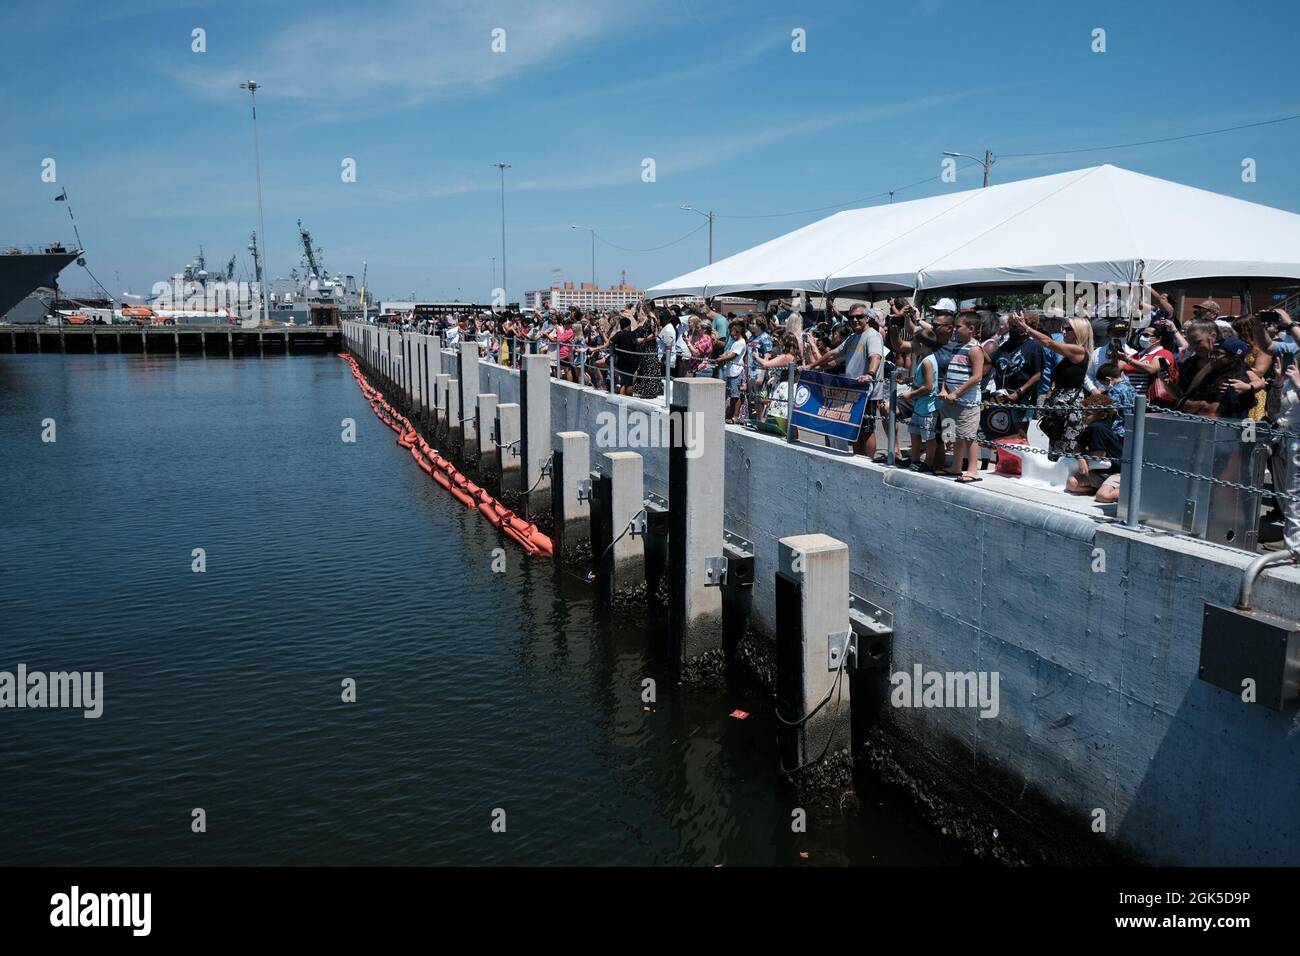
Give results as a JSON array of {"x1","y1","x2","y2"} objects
[
  {"x1": 1120, "y1": 316, "x2": 1179, "y2": 403},
  {"x1": 555, "y1": 315, "x2": 577, "y2": 382},
  {"x1": 751, "y1": 332, "x2": 802, "y2": 425},
  {"x1": 690, "y1": 322, "x2": 717, "y2": 377},
  {"x1": 1011, "y1": 312, "x2": 1094, "y2": 456}
]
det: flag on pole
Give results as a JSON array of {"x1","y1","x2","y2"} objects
[{"x1": 54, "y1": 189, "x2": 67, "y2": 201}]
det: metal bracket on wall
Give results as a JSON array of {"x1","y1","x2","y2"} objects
[
  {"x1": 576, "y1": 478, "x2": 593, "y2": 503},
  {"x1": 704, "y1": 555, "x2": 728, "y2": 587},
  {"x1": 849, "y1": 592, "x2": 894, "y2": 670},
  {"x1": 722, "y1": 530, "x2": 754, "y2": 555},
  {"x1": 643, "y1": 493, "x2": 669, "y2": 536},
  {"x1": 721, "y1": 530, "x2": 755, "y2": 588},
  {"x1": 627, "y1": 510, "x2": 648, "y2": 538},
  {"x1": 828, "y1": 630, "x2": 857, "y2": 671}
]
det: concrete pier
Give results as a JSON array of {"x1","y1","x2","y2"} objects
[
  {"x1": 338, "y1": 321, "x2": 1300, "y2": 867},
  {"x1": 594, "y1": 451, "x2": 644, "y2": 605},
  {"x1": 775, "y1": 534, "x2": 853, "y2": 769},
  {"x1": 446, "y1": 378, "x2": 462, "y2": 452},
  {"x1": 411, "y1": 335, "x2": 422, "y2": 411},
  {"x1": 0, "y1": 324, "x2": 340, "y2": 356},
  {"x1": 552, "y1": 431, "x2": 592, "y2": 559},
  {"x1": 519, "y1": 354, "x2": 552, "y2": 519},
  {"x1": 495, "y1": 402, "x2": 521, "y2": 492},
  {"x1": 459, "y1": 342, "x2": 481, "y2": 452},
  {"x1": 477, "y1": 393, "x2": 498, "y2": 471},
  {"x1": 420, "y1": 336, "x2": 434, "y2": 429},
  {"x1": 434, "y1": 373, "x2": 450, "y2": 433},
  {"x1": 668, "y1": 377, "x2": 726, "y2": 664}
]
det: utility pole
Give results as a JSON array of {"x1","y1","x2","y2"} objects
[
  {"x1": 942, "y1": 149, "x2": 995, "y2": 188},
  {"x1": 494, "y1": 163, "x2": 511, "y2": 305},
  {"x1": 240, "y1": 81, "x2": 271, "y2": 326},
  {"x1": 680, "y1": 205, "x2": 715, "y2": 263}
]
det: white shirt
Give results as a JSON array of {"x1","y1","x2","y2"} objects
[{"x1": 723, "y1": 337, "x2": 748, "y2": 378}]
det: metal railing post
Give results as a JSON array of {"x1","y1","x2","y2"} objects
[
  {"x1": 1124, "y1": 394, "x2": 1148, "y2": 528},
  {"x1": 609, "y1": 350, "x2": 617, "y2": 395},
  {"x1": 785, "y1": 363, "x2": 797, "y2": 444},
  {"x1": 886, "y1": 372, "x2": 897, "y2": 467}
]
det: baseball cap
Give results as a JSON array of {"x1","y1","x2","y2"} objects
[
  {"x1": 932, "y1": 297, "x2": 957, "y2": 314},
  {"x1": 1217, "y1": 336, "x2": 1249, "y2": 358},
  {"x1": 1193, "y1": 299, "x2": 1223, "y2": 316}
]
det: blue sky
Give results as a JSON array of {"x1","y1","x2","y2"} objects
[{"x1": 2, "y1": 0, "x2": 1298, "y2": 302}]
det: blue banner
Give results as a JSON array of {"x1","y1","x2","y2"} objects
[{"x1": 790, "y1": 370, "x2": 872, "y2": 442}]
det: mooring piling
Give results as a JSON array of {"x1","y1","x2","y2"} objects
[
  {"x1": 775, "y1": 534, "x2": 854, "y2": 771},
  {"x1": 519, "y1": 353, "x2": 552, "y2": 520},
  {"x1": 551, "y1": 431, "x2": 592, "y2": 559},
  {"x1": 667, "y1": 376, "x2": 726, "y2": 665}
]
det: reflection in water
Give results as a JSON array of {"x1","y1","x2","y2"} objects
[{"x1": 0, "y1": 354, "x2": 965, "y2": 866}]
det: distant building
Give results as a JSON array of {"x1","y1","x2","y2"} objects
[{"x1": 523, "y1": 281, "x2": 643, "y2": 312}]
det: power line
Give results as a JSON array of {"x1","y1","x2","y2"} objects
[
  {"x1": 595, "y1": 220, "x2": 707, "y2": 253},
  {"x1": 1000, "y1": 112, "x2": 1300, "y2": 159},
  {"x1": 683, "y1": 112, "x2": 1300, "y2": 224}
]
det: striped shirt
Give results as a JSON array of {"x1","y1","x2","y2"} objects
[{"x1": 944, "y1": 342, "x2": 981, "y2": 406}]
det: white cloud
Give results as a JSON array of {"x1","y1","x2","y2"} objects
[{"x1": 175, "y1": 0, "x2": 644, "y2": 109}]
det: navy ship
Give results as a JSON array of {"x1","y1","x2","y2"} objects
[
  {"x1": 0, "y1": 243, "x2": 80, "y2": 322},
  {"x1": 265, "y1": 220, "x2": 361, "y2": 325}
]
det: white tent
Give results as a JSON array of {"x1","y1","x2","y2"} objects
[{"x1": 646, "y1": 164, "x2": 1300, "y2": 299}]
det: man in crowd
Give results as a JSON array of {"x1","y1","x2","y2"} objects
[
  {"x1": 610, "y1": 315, "x2": 642, "y2": 396},
  {"x1": 803, "y1": 304, "x2": 884, "y2": 456},
  {"x1": 991, "y1": 313, "x2": 1045, "y2": 433}
]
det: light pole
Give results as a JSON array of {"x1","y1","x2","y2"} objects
[
  {"x1": 240, "y1": 81, "x2": 271, "y2": 326},
  {"x1": 571, "y1": 224, "x2": 596, "y2": 288},
  {"x1": 490, "y1": 256, "x2": 496, "y2": 300},
  {"x1": 494, "y1": 162, "x2": 510, "y2": 306},
  {"x1": 942, "y1": 149, "x2": 994, "y2": 188},
  {"x1": 680, "y1": 204, "x2": 714, "y2": 263}
]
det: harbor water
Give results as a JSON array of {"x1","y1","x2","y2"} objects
[{"x1": 0, "y1": 353, "x2": 967, "y2": 866}]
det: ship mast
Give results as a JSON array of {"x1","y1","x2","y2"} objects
[{"x1": 298, "y1": 219, "x2": 322, "y2": 280}]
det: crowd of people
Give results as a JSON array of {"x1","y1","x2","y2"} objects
[{"x1": 381, "y1": 288, "x2": 1300, "y2": 553}]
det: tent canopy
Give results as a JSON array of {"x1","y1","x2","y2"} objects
[{"x1": 646, "y1": 164, "x2": 1300, "y2": 300}]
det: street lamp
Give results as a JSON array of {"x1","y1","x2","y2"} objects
[
  {"x1": 680, "y1": 204, "x2": 715, "y2": 263},
  {"x1": 942, "y1": 149, "x2": 994, "y2": 188},
  {"x1": 493, "y1": 162, "x2": 511, "y2": 306},
  {"x1": 240, "y1": 80, "x2": 270, "y2": 326},
  {"x1": 571, "y1": 224, "x2": 596, "y2": 288}
]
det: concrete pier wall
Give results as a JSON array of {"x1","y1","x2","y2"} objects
[{"x1": 471, "y1": 352, "x2": 1300, "y2": 866}]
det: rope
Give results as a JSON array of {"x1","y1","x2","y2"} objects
[
  {"x1": 777, "y1": 652, "x2": 849, "y2": 775},
  {"x1": 521, "y1": 453, "x2": 554, "y2": 496}
]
